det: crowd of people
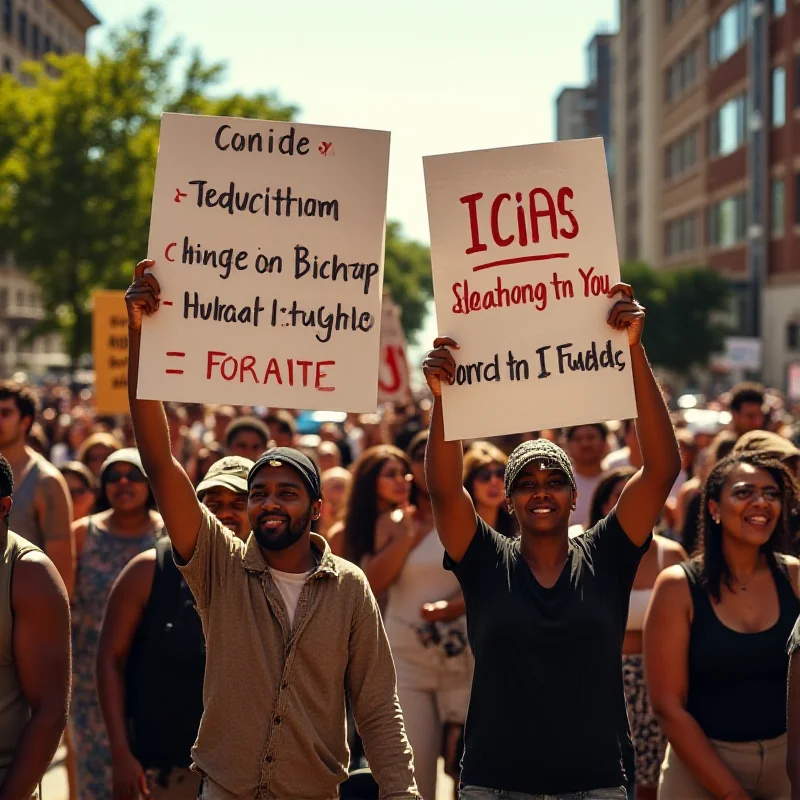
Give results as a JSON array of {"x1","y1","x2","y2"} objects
[{"x1": 0, "y1": 268, "x2": 799, "y2": 799}]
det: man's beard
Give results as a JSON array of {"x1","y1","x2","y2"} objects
[{"x1": 252, "y1": 507, "x2": 312, "y2": 551}]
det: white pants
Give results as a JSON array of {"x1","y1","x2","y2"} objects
[{"x1": 393, "y1": 642, "x2": 472, "y2": 800}]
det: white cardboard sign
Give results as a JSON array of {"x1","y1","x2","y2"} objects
[
  {"x1": 423, "y1": 137, "x2": 637, "y2": 441},
  {"x1": 378, "y1": 292, "x2": 411, "y2": 405},
  {"x1": 138, "y1": 113, "x2": 390, "y2": 412}
]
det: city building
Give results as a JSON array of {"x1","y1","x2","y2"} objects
[
  {"x1": 613, "y1": 0, "x2": 661, "y2": 267},
  {"x1": 556, "y1": 87, "x2": 589, "y2": 140},
  {"x1": 556, "y1": 32, "x2": 617, "y2": 203},
  {"x1": 584, "y1": 32, "x2": 615, "y2": 167},
  {"x1": 0, "y1": 0, "x2": 99, "y2": 377},
  {"x1": 614, "y1": 0, "x2": 800, "y2": 390}
]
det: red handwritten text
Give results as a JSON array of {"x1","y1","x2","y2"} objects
[
  {"x1": 206, "y1": 351, "x2": 335, "y2": 391},
  {"x1": 460, "y1": 187, "x2": 579, "y2": 257}
]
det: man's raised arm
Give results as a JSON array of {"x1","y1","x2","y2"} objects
[{"x1": 126, "y1": 259, "x2": 202, "y2": 562}]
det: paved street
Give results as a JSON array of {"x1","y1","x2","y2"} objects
[{"x1": 41, "y1": 748, "x2": 455, "y2": 799}]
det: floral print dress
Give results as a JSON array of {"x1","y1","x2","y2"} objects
[{"x1": 71, "y1": 517, "x2": 163, "y2": 800}]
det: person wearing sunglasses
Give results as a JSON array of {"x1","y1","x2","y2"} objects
[
  {"x1": 70, "y1": 449, "x2": 164, "y2": 800},
  {"x1": 97, "y1": 456, "x2": 253, "y2": 800},
  {"x1": 61, "y1": 461, "x2": 97, "y2": 524},
  {"x1": 463, "y1": 443, "x2": 515, "y2": 538}
]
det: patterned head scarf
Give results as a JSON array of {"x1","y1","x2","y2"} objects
[{"x1": 504, "y1": 439, "x2": 577, "y2": 497}]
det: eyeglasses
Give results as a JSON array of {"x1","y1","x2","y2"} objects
[
  {"x1": 474, "y1": 467, "x2": 505, "y2": 483},
  {"x1": 69, "y1": 486, "x2": 92, "y2": 498},
  {"x1": 105, "y1": 468, "x2": 147, "y2": 484}
]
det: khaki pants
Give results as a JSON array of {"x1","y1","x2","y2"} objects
[
  {"x1": 658, "y1": 734, "x2": 790, "y2": 800},
  {"x1": 147, "y1": 767, "x2": 202, "y2": 800}
]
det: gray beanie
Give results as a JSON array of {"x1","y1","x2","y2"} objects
[{"x1": 504, "y1": 439, "x2": 577, "y2": 497}]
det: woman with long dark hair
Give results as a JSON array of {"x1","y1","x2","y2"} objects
[
  {"x1": 70, "y1": 449, "x2": 164, "y2": 800},
  {"x1": 645, "y1": 451, "x2": 800, "y2": 799},
  {"x1": 463, "y1": 443, "x2": 515, "y2": 537},
  {"x1": 338, "y1": 438, "x2": 472, "y2": 798},
  {"x1": 328, "y1": 444, "x2": 413, "y2": 566},
  {"x1": 588, "y1": 468, "x2": 686, "y2": 800}
]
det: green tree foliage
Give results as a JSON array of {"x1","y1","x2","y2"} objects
[
  {"x1": 383, "y1": 221, "x2": 433, "y2": 342},
  {"x1": 621, "y1": 262, "x2": 732, "y2": 374},
  {"x1": 0, "y1": 9, "x2": 433, "y2": 364}
]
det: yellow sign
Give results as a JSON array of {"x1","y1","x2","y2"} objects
[{"x1": 92, "y1": 290, "x2": 129, "y2": 415}]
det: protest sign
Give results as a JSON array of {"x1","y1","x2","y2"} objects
[
  {"x1": 138, "y1": 113, "x2": 390, "y2": 412},
  {"x1": 424, "y1": 137, "x2": 637, "y2": 441},
  {"x1": 92, "y1": 290, "x2": 129, "y2": 415},
  {"x1": 378, "y1": 292, "x2": 411, "y2": 405}
]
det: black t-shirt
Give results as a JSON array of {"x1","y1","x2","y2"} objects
[{"x1": 445, "y1": 511, "x2": 649, "y2": 795}]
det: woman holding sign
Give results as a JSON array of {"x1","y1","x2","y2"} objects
[{"x1": 422, "y1": 283, "x2": 680, "y2": 800}]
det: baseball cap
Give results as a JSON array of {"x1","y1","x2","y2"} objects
[
  {"x1": 100, "y1": 448, "x2": 145, "y2": 477},
  {"x1": 732, "y1": 430, "x2": 800, "y2": 461},
  {"x1": 504, "y1": 439, "x2": 577, "y2": 497},
  {"x1": 196, "y1": 456, "x2": 254, "y2": 497},
  {"x1": 248, "y1": 447, "x2": 322, "y2": 500}
]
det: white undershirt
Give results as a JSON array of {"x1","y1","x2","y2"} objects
[{"x1": 268, "y1": 568, "x2": 312, "y2": 629}]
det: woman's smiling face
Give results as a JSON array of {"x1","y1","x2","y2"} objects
[{"x1": 708, "y1": 463, "x2": 783, "y2": 548}]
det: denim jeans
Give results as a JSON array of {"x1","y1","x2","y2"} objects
[{"x1": 460, "y1": 785, "x2": 628, "y2": 800}]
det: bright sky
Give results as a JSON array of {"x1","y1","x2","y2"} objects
[{"x1": 90, "y1": 0, "x2": 616, "y2": 247}]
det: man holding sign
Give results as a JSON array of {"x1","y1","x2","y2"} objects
[
  {"x1": 422, "y1": 283, "x2": 680, "y2": 799},
  {"x1": 124, "y1": 260, "x2": 419, "y2": 800}
]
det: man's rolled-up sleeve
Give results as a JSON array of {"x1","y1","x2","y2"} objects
[{"x1": 174, "y1": 505, "x2": 237, "y2": 610}]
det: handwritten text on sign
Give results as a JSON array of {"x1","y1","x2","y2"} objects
[
  {"x1": 138, "y1": 113, "x2": 390, "y2": 411},
  {"x1": 92, "y1": 290, "x2": 130, "y2": 416},
  {"x1": 424, "y1": 138, "x2": 637, "y2": 441}
]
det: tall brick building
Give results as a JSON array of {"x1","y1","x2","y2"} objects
[
  {"x1": 612, "y1": 0, "x2": 800, "y2": 389},
  {"x1": 0, "y1": 0, "x2": 99, "y2": 377}
]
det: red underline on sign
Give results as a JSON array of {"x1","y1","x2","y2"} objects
[
  {"x1": 165, "y1": 369, "x2": 184, "y2": 375},
  {"x1": 166, "y1": 352, "x2": 185, "y2": 357},
  {"x1": 471, "y1": 253, "x2": 570, "y2": 272}
]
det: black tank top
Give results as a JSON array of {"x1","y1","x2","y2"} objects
[
  {"x1": 682, "y1": 556, "x2": 799, "y2": 742},
  {"x1": 125, "y1": 538, "x2": 206, "y2": 769}
]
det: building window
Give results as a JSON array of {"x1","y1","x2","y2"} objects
[
  {"x1": 17, "y1": 9, "x2": 26, "y2": 47},
  {"x1": 795, "y1": 56, "x2": 800, "y2": 108},
  {"x1": 772, "y1": 0, "x2": 787, "y2": 16},
  {"x1": 2, "y1": 56, "x2": 11, "y2": 73},
  {"x1": 707, "y1": 193, "x2": 747, "y2": 248},
  {"x1": 665, "y1": 43, "x2": 699, "y2": 102},
  {"x1": 665, "y1": 0, "x2": 687, "y2": 25},
  {"x1": 665, "y1": 214, "x2": 697, "y2": 256},
  {"x1": 795, "y1": 173, "x2": 800, "y2": 224},
  {"x1": 2, "y1": 0, "x2": 11, "y2": 34},
  {"x1": 0, "y1": 288, "x2": 7, "y2": 309},
  {"x1": 771, "y1": 178, "x2": 785, "y2": 234},
  {"x1": 665, "y1": 128, "x2": 699, "y2": 179},
  {"x1": 772, "y1": 66, "x2": 786, "y2": 127},
  {"x1": 708, "y1": 94, "x2": 748, "y2": 158},
  {"x1": 31, "y1": 23, "x2": 39, "y2": 57},
  {"x1": 708, "y1": 2, "x2": 748, "y2": 68},
  {"x1": 42, "y1": 34, "x2": 50, "y2": 53},
  {"x1": 788, "y1": 322, "x2": 800, "y2": 350}
]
